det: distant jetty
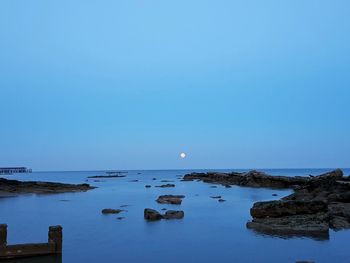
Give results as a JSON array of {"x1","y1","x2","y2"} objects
[{"x1": 0, "y1": 167, "x2": 32, "y2": 175}]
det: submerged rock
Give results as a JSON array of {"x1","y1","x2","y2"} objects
[
  {"x1": 156, "y1": 195, "x2": 185, "y2": 204},
  {"x1": 155, "y1": 184, "x2": 175, "y2": 188},
  {"x1": 163, "y1": 210, "x2": 184, "y2": 219},
  {"x1": 101, "y1": 209, "x2": 123, "y2": 214},
  {"x1": 145, "y1": 185, "x2": 151, "y2": 188}
]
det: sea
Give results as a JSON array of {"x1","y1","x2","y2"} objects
[{"x1": 1, "y1": 168, "x2": 350, "y2": 263}]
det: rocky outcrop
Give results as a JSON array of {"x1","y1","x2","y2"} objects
[
  {"x1": 144, "y1": 208, "x2": 184, "y2": 221},
  {"x1": 183, "y1": 170, "x2": 309, "y2": 188},
  {"x1": 0, "y1": 178, "x2": 95, "y2": 196},
  {"x1": 247, "y1": 169, "x2": 350, "y2": 237},
  {"x1": 156, "y1": 195, "x2": 185, "y2": 204}
]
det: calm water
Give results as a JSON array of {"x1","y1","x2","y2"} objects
[{"x1": 1, "y1": 169, "x2": 350, "y2": 263}]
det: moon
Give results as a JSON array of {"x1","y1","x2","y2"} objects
[{"x1": 180, "y1": 152, "x2": 186, "y2": 159}]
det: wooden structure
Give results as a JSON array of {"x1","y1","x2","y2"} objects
[
  {"x1": 0, "y1": 225, "x2": 62, "y2": 260},
  {"x1": 0, "y1": 167, "x2": 32, "y2": 175}
]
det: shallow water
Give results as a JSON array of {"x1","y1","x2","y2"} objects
[{"x1": 1, "y1": 169, "x2": 350, "y2": 263}]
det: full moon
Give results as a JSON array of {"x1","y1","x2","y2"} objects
[{"x1": 180, "y1": 152, "x2": 186, "y2": 159}]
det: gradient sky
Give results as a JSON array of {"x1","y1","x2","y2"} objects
[{"x1": 0, "y1": 0, "x2": 349, "y2": 171}]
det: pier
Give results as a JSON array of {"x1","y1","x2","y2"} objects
[
  {"x1": 0, "y1": 167, "x2": 32, "y2": 175},
  {"x1": 0, "y1": 224, "x2": 62, "y2": 260}
]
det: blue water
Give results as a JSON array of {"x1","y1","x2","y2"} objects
[{"x1": 1, "y1": 169, "x2": 350, "y2": 263}]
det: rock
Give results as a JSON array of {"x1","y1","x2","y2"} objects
[
  {"x1": 296, "y1": 261, "x2": 315, "y2": 263},
  {"x1": 160, "y1": 180, "x2": 174, "y2": 182},
  {"x1": 156, "y1": 195, "x2": 185, "y2": 204},
  {"x1": 152, "y1": 178, "x2": 157, "y2": 180},
  {"x1": 210, "y1": 186, "x2": 217, "y2": 188},
  {"x1": 161, "y1": 208, "x2": 167, "y2": 211},
  {"x1": 329, "y1": 216, "x2": 350, "y2": 230},
  {"x1": 183, "y1": 170, "x2": 310, "y2": 189},
  {"x1": 250, "y1": 200, "x2": 328, "y2": 219},
  {"x1": 210, "y1": 196, "x2": 222, "y2": 199},
  {"x1": 218, "y1": 199, "x2": 226, "y2": 202},
  {"x1": 88, "y1": 175, "x2": 126, "y2": 178},
  {"x1": 130, "y1": 180, "x2": 139, "y2": 182},
  {"x1": 247, "y1": 212, "x2": 330, "y2": 237},
  {"x1": 116, "y1": 217, "x2": 125, "y2": 220},
  {"x1": 120, "y1": 205, "x2": 129, "y2": 208},
  {"x1": 102, "y1": 209, "x2": 123, "y2": 214},
  {"x1": 144, "y1": 208, "x2": 163, "y2": 221},
  {"x1": 224, "y1": 185, "x2": 232, "y2": 188},
  {"x1": 163, "y1": 210, "x2": 184, "y2": 219},
  {"x1": 0, "y1": 178, "x2": 96, "y2": 194},
  {"x1": 145, "y1": 185, "x2": 151, "y2": 188},
  {"x1": 155, "y1": 184, "x2": 175, "y2": 188},
  {"x1": 272, "y1": 193, "x2": 278, "y2": 196}
]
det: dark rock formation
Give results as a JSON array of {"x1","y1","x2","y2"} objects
[
  {"x1": 163, "y1": 210, "x2": 184, "y2": 219},
  {"x1": 247, "y1": 169, "x2": 350, "y2": 237},
  {"x1": 250, "y1": 200, "x2": 328, "y2": 219},
  {"x1": 101, "y1": 209, "x2": 123, "y2": 214},
  {"x1": 144, "y1": 208, "x2": 163, "y2": 221},
  {"x1": 183, "y1": 170, "x2": 310, "y2": 189},
  {"x1": 0, "y1": 178, "x2": 95, "y2": 196},
  {"x1": 145, "y1": 185, "x2": 151, "y2": 188},
  {"x1": 218, "y1": 199, "x2": 226, "y2": 202},
  {"x1": 144, "y1": 208, "x2": 184, "y2": 221},
  {"x1": 156, "y1": 195, "x2": 185, "y2": 204},
  {"x1": 210, "y1": 196, "x2": 222, "y2": 199},
  {"x1": 155, "y1": 184, "x2": 175, "y2": 188}
]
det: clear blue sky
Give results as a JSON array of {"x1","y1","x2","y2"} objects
[{"x1": 0, "y1": 0, "x2": 349, "y2": 171}]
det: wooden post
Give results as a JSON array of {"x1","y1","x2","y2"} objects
[
  {"x1": 48, "y1": 226, "x2": 62, "y2": 254},
  {"x1": 0, "y1": 224, "x2": 7, "y2": 247}
]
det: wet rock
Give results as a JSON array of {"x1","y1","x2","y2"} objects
[
  {"x1": 155, "y1": 184, "x2": 175, "y2": 188},
  {"x1": 129, "y1": 180, "x2": 139, "y2": 182},
  {"x1": 161, "y1": 208, "x2": 167, "y2": 211},
  {"x1": 0, "y1": 178, "x2": 96, "y2": 194},
  {"x1": 210, "y1": 196, "x2": 222, "y2": 199},
  {"x1": 183, "y1": 170, "x2": 310, "y2": 189},
  {"x1": 102, "y1": 209, "x2": 123, "y2": 214},
  {"x1": 152, "y1": 178, "x2": 157, "y2": 180},
  {"x1": 218, "y1": 199, "x2": 226, "y2": 202},
  {"x1": 116, "y1": 217, "x2": 125, "y2": 220},
  {"x1": 163, "y1": 210, "x2": 184, "y2": 219},
  {"x1": 156, "y1": 195, "x2": 185, "y2": 204},
  {"x1": 224, "y1": 185, "x2": 232, "y2": 188},
  {"x1": 144, "y1": 208, "x2": 163, "y2": 221},
  {"x1": 272, "y1": 193, "x2": 278, "y2": 196},
  {"x1": 120, "y1": 205, "x2": 129, "y2": 208},
  {"x1": 160, "y1": 180, "x2": 174, "y2": 182},
  {"x1": 250, "y1": 200, "x2": 328, "y2": 219},
  {"x1": 247, "y1": 212, "x2": 330, "y2": 236},
  {"x1": 329, "y1": 216, "x2": 350, "y2": 230},
  {"x1": 210, "y1": 186, "x2": 217, "y2": 188},
  {"x1": 145, "y1": 185, "x2": 151, "y2": 188}
]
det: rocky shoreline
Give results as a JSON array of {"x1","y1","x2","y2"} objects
[
  {"x1": 0, "y1": 178, "x2": 96, "y2": 196},
  {"x1": 183, "y1": 169, "x2": 350, "y2": 238}
]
